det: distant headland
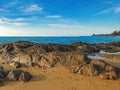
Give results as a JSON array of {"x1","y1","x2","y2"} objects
[{"x1": 92, "y1": 30, "x2": 120, "y2": 36}]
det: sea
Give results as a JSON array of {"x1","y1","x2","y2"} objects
[{"x1": 0, "y1": 36, "x2": 120, "y2": 44}]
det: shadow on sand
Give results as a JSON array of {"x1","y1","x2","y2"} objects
[
  {"x1": 30, "y1": 74, "x2": 47, "y2": 82},
  {"x1": 1, "y1": 74, "x2": 47, "y2": 87}
]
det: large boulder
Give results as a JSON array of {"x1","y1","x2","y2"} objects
[
  {"x1": 70, "y1": 58, "x2": 120, "y2": 80},
  {"x1": 37, "y1": 52, "x2": 88, "y2": 69},
  {"x1": 0, "y1": 72, "x2": 6, "y2": 80},
  {"x1": 72, "y1": 41, "x2": 120, "y2": 52},
  {"x1": 0, "y1": 65, "x2": 3, "y2": 71},
  {"x1": 71, "y1": 42, "x2": 100, "y2": 53},
  {"x1": 99, "y1": 64, "x2": 119, "y2": 80},
  {"x1": 19, "y1": 71, "x2": 32, "y2": 82},
  {"x1": 76, "y1": 45, "x2": 99, "y2": 53},
  {"x1": 99, "y1": 71, "x2": 118, "y2": 80},
  {"x1": 105, "y1": 65, "x2": 116, "y2": 71},
  {"x1": 7, "y1": 70, "x2": 23, "y2": 81},
  {"x1": 78, "y1": 64, "x2": 99, "y2": 76},
  {"x1": 7, "y1": 70, "x2": 32, "y2": 82},
  {"x1": 25, "y1": 62, "x2": 34, "y2": 67},
  {"x1": 10, "y1": 62, "x2": 21, "y2": 68},
  {"x1": 90, "y1": 60, "x2": 106, "y2": 73},
  {"x1": 95, "y1": 42, "x2": 120, "y2": 52},
  {"x1": 37, "y1": 52, "x2": 59, "y2": 68},
  {"x1": 12, "y1": 53, "x2": 32, "y2": 63},
  {"x1": 0, "y1": 66, "x2": 7, "y2": 86},
  {"x1": 0, "y1": 65, "x2": 7, "y2": 79}
]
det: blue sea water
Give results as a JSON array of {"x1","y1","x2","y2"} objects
[
  {"x1": 100, "y1": 50, "x2": 120, "y2": 54},
  {"x1": 87, "y1": 55, "x2": 103, "y2": 59},
  {"x1": 0, "y1": 36, "x2": 120, "y2": 44}
]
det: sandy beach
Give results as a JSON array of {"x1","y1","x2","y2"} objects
[{"x1": 0, "y1": 62, "x2": 120, "y2": 90}]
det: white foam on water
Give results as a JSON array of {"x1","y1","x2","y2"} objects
[
  {"x1": 87, "y1": 55, "x2": 103, "y2": 59},
  {"x1": 100, "y1": 50, "x2": 120, "y2": 54}
]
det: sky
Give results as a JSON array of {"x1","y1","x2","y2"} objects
[{"x1": 0, "y1": 0, "x2": 120, "y2": 36}]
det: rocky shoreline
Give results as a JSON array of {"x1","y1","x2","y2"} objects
[{"x1": 0, "y1": 41, "x2": 120, "y2": 86}]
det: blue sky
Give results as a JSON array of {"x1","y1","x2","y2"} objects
[{"x1": 0, "y1": 0, "x2": 120, "y2": 36}]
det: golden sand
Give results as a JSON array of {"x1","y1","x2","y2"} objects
[{"x1": 0, "y1": 65, "x2": 120, "y2": 90}]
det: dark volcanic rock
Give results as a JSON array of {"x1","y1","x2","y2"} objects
[
  {"x1": 0, "y1": 41, "x2": 75, "y2": 62},
  {"x1": 0, "y1": 41, "x2": 120, "y2": 80},
  {"x1": 25, "y1": 62, "x2": 34, "y2": 67},
  {"x1": 90, "y1": 60, "x2": 106, "y2": 73},
  {"x1": 0, "y1": 65, "x2": 6, "y2": 80},
  {"x1": 99, "y1": 71, "x2": 118, "y2": 80},
  {"x1": 71, "y1": 59, "x2": 119, "y2": 80},
  {"x1": 0, "y1": 65, "x2": 32, "y2": 86},
  {"x1": 78, "y1": 64, "x2": 99, "y2": 76},
  {"x1": 7, "y1": 70, "x2": 23, "y2": 81},
  {"x1": 7, "y1": 70, "x2": 32, "y2": 82},
  {"x1": 71, "y1": 59, "x2": 106, "y2": 76},
  {"x1": 0, "y1": 65, "x2": 3, "y2": 71},
  {"x1": 19, "y1": 71, "x2": 32, "y2": 82},
  {"x1": 1, "y1": 41, "x2": 120, "y2": 63},
  {"x1": 2, "y1": 41, "x2": 75, "y2": 53},
  {"x1": 37, "y1": 52, "x2": 89, "y2": 68},
  {"x1": 71, "y1": 42, "x2": 100, "y2": 53},
  {"x1": 10, "y1": 62, "x2": 21, "y2": 68},
  {"x1": 72, "y1": 41, "x2": 120, "y2": 52},
  {"x1": 95, "y1": 42, "x2": 120, "y2": 52}
]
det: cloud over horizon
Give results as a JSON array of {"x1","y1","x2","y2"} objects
[
  {"x1": 0, "y1": 0, "x2": 120, "y2": 36},
  {"x1": 46, "y1": 15, "x2": 62, "y2": 19},
  {"x1": 0, "y1": 17, "x2": 27, "y2": 27},
  {"x1": 20, "y1": 4, "x2": 43, "y2": 14}
]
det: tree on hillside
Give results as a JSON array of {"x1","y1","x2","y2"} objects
[{"x1": 111, "y1": 30, "x2": 120, "y2": 36}]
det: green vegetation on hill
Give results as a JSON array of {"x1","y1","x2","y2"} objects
[
  {"x1": 92, "y1": 30, "x2": 120, "y2": 36},
  {"x1": 111, "y1": 30, "x2": 120, "y2": 36}
]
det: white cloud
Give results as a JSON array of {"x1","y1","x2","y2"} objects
[
  {"x1": 96, "y1": 9, "x2": 112, "y2": 15},
  {"x1": 96, "y1": 6, "x2": 120, "y2": 15},
  {"x1": 0, "y1": 18, "x2": 24, "y2": 22},
  {"x1": 0, "y1": 18, "x2": 12, "y2": 24},
  {"x1": 46, "y1": 24, "x2": 81, "y2": 28},
  {"x1": 46, "y1": 15, "x2": 62, "y2": 19},
  {"x1": 39, "y1": 23, "x2": 84, "y2": 29},
  {"x1": 13, "y1": 22, "x2": 27, "y2": 26},
  {"x1": 0, "y1": 17, "x2": 27, "y2": 27},
  {"x1": 15, "y1": 18, "x2": 24, "y2": 21},
  {"x1": 21, "y1": 4, "x2": 43, "y2": 13},
  {"x1": 0, "y1": 0, "x2": 45, "y2": 16},
  {"x1": 47, "y1": 24, "x2": 69, "y2": 27}
]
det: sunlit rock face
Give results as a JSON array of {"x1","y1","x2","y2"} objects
[{"x1": 0, "y1": 41, "x2": 120, "y2": 80}]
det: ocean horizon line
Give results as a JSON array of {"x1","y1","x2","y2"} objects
[{"x1": 0, "y1": 35, "x2": 115, "y2": 37}]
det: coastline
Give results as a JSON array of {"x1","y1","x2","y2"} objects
[{"x1": 0, "y1": 41, "x2": 120, "y2": 90}]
